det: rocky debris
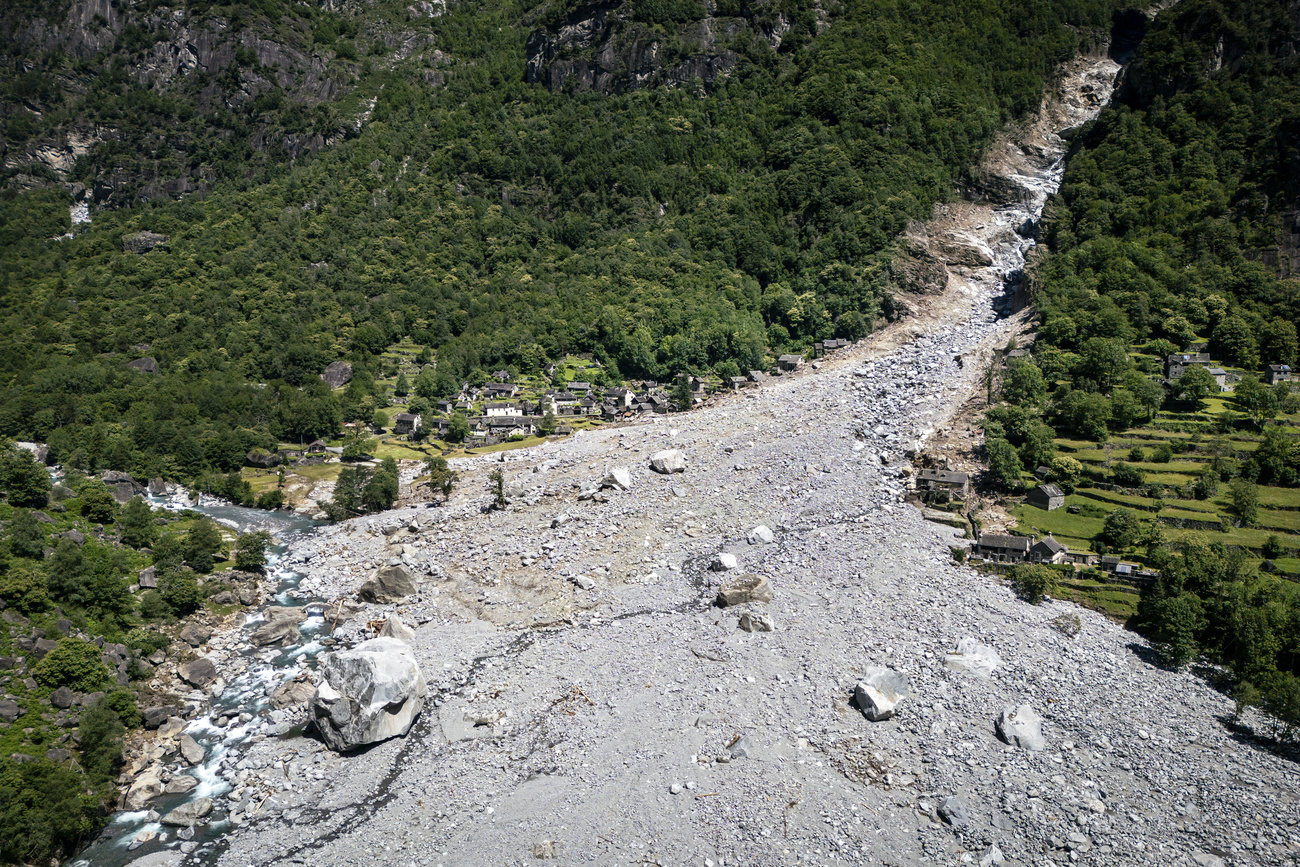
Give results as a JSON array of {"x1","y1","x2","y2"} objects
[
  {"x1": 939, "y1": 796, "x2": 969, "y2": 828},
  {"x1": 715, "y1": 574, "x2": 773, "y2": 607},
  {"x1": 179, "y1": 622, "x2": 212, "y2": 647},
  {"x1": 171, "y1": 50, "x2": 1300, "y2": 867},
  {"x1": 648, "y1": 449, "x2": 686, "y2": 474},
  {"x1": 996, "y1": 703, "x2": 1047, "y2": 751},
  {"x1": 943, "y1": 636, "x2": 1001, "y2": 676},
  {"x1": 178, "y1": 658, "x2": 217, "y2": 688},
  {"x1": 357, "y1": 564, "x2": 416, "y2": 603},
  {"x1": 979, "y1": 843, "x2": 1005, "y2": 867},
  {"x1": 127, "y1": 357, "x2": 159, "y2": 374},
  {"x1": 248, "y1": 608, "x2": 305, "y2": 647},
  {"x1": 142, "y1": 706, "x2": 173, "y2": 729},
  {"x1": 310, "y1": 637, "x2": 428, "y2": 752},
  {"x1": 179, "y1": 734, "x2": 204, "y2": 765},
  {"x1": 738, "y1": 611, "x2": 774, "y2": 632},
  {"x1": 160, "y1": 797, "x2": 213, "y2": 826},
  {"x1": 321, "y1": 361, "x2": 353, "y2": 389},
  {"x1": 269, "y1": 679, "x2": 315, "y2": 709},
  {"x1": 853, "y1": 667, "x2": 910, "y2": 721},
  {"x1": 746, "y1": 525, "x2": 774, "y2": 545},
  {"x1": 601, "y1": 467, "x2": 633, "y2": 491},
  {"x1": 710, "y1": 553, "x2": 737, "y2": 571},
  {"x1": 122, "y1": 231, "x2": 168, "y2": 253},
  {"x1": 377, "y1": 615, "x2": 415, "y2": 643},
  {"x1": 1052, "y1": 612, "x2": 1082, "y2": 637}
]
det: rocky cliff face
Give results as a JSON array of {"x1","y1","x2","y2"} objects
[
  {"x1": 0, "y1": 0, "x2": 441, "y2": 208},
  {"x1": 524, "y1": 0, "x2": 822, "y2": 94}
]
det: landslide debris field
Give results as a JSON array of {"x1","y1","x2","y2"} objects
[{"x1": 217, "y1": 287, "x2": 1299, "y2": 867}]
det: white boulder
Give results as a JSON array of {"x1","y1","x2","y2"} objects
[
  {"x1": 649, "y1": 449, "x2": 687, "y2": 474},
  {"x1": 944, "y1": 637, "x2": 1002, "y2": 677},
  {"x1": 747, "y1": 525, "x2": 774, "y2": 545},
  {"x1": 854, "y1": 666, "x2": 909, "y2": 721},
  {"x1": 311, "y1": 637, "x2": 428, "y2": 752},
  {"x1": 601, "y1": 467, "x2": 634, "y2": 491},
  {"x1": 996, "y1": 703, "x2": 1047, "y2": 751}
]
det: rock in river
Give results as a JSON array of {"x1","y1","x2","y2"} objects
[
  {"x1": 311, "y1": 637, "x2": 428, "y2": 752},
  {"x1": 178, "y1": 658, "x2": 217, "y2": 688}
]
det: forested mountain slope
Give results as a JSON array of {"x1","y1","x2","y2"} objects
[
  {"x1": 1, "y1": 0, "x2": 1128, "y2": 481},
  {"x1": 1020, "y1": 0, "x2": 1300, "y2": 733}
]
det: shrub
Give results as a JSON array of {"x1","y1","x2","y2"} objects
[
  {"x1": 1111, "y1": 462, "x2": 1144, "y2": 487},
  {"x1": 77, "y1": 483, "x2": 118, "y2": 524},
  {"x1": 0, "y1": 568, "x2": 50, "y2": 614},
  {"x1": 138, "y1": 590, "x2": 170, "y2": 621},
  {"x1": 255, "y1": 489, "x2": 284, "y2": 510},
  {"x1": 1262, "y1": 534, "x2": 1285, "y2": 560},
  {"x1": 1128, "y1": 446, "x2": 1145, "y2": 462},
  {"x1": 78, "y1": 698, "x2": 126, "y2": 783},
  {"x1": 125, "y1": 627, "x2": 169, "y2": 655},
  {"x1": 1101, "y1": 508, "x2": 1142, "y2": 551},
  {"x1": 32, "y1": 637, "x2": 111, "y2": 692},
  {"x1": 1010, "y1": 564, "x2": 1055, "y2": 604},
  {"x1": 1150, "y1": 442, "x2": 1173, "y2": 463},
  {"x1": 158, "y1": 571, "x2": 202, "y2": 616},
  {"x1": 0, "y1": 759, "x2": 105, "y2": 863},
  {"x1": 234, "y1": 531, "x2": 270, "y2": 574}
]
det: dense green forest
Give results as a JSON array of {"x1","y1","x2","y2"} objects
[
  {"x1": 1002, "y1": 0, "x2": 1300, "y2": 735},
  {"x1": 0, "y1": 0, "x2": 1128, "y2": 485}
]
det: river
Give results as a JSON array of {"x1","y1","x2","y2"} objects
[{"x1": 70, "y1": 500, "x2": 326, "y2": 867}]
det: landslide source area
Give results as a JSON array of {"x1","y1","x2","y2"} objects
[{"x1": 206, "y1": 58, "x2": 1297, "y2": 867}]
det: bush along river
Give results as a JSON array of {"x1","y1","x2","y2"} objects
[{"x1": 71, "y1": 498, "x2": 331, "y2": 867}]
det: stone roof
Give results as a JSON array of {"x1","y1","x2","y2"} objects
[
  {"x1": 917, "y1": 468, "x2": 969, "y2": 484},
  {"x1": 977, "y1": 534, "x2": 1030, "y2": 551}
]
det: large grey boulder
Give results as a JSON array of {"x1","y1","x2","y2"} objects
[
  {"x1": 125, "y1": 767, "x2": 165, "y2": 810},
  {"x1": 358, "y1": 565, "x2": 416, "y2": 603},
  {"x1": 649, "y1": 449, "x2": 686, "y2": 474},
  {"x1": 944, "y1": 637, "x2": 1002, "y2": 677},
  {"x1": 311, "y1": 637, "x2": 427, "y2": 752},
  {"x1": 854, "y1": 667, "x2": 909, "y2": 721},
  {"x1": 127, "y1": 357, "x2": 159, "y2": 374},
  {"x1": 378, "y1": 615, "x2": 416, "y2": 643},
  {"x1": 160, "y1": 797, "x2": 213, "y2": 826},
  {"x1": 164, "y1": 775, "x2": 199, "y2": 795},
  {"x1": 248, "y1": 608, "x2": 305, "y2": 647},
  {"x1": 321, "y1": 361, "x2": 353, "y2": 388},
  {"x1": 178, "y1": 658, "x2": 217, "y2": 688},
  {"x1": 179, "y1": 622, "x2": 212, "y2": 648},
  {"x1": 601, "y1": 467, "x2": 634, "y2": 491},
  {"x1": 996, "y1": 703, "x2": 1047, "y2": 751},
  {"x1": 137, "y1": 566, "x2": 158, "y2": 589},
  {"x1": 122, "y1": 231, "x2": 168, "y2": 254},
  {"x1": 178, "y1": 734, "x2": 204, "y2": 765}
]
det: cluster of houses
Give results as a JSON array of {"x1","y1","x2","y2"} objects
[
  {"x1": 380, "y1": 341, "x2": 863, "y2": 445},
  {"x1": 969, "y1": 531, "x2": 1154, "y2": 580},
  {"x1": 1162, "y1": 348, "x2": 1295, "y2": 393}
]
